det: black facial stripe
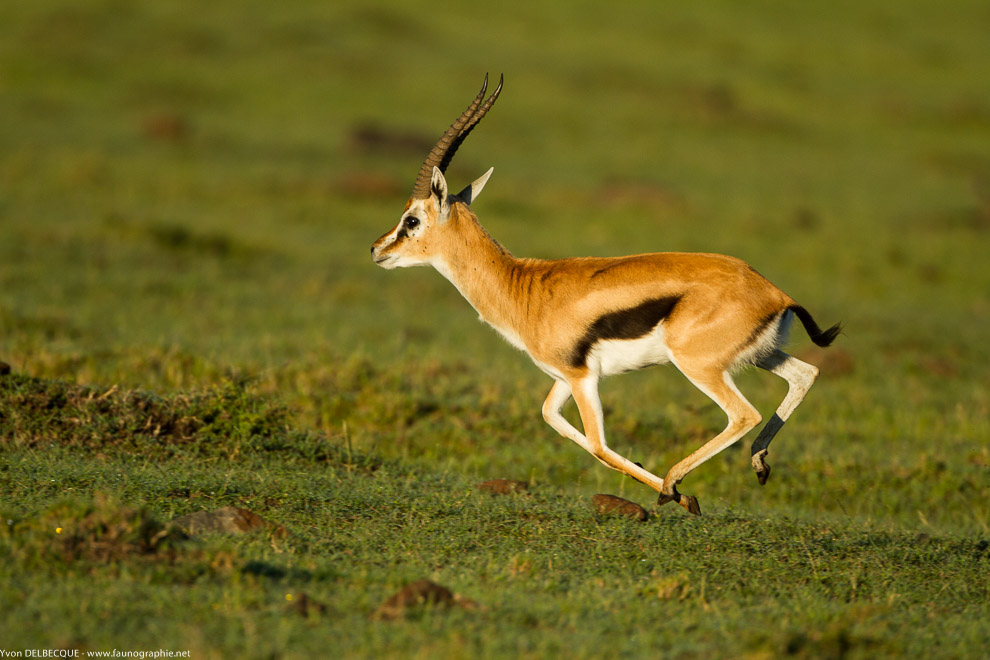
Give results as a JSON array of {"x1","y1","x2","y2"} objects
[{"x1": 569, "y1": 296, "x2": 682, "y2": 368}]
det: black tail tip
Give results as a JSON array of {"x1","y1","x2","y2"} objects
[{"x1": 813, "y1": 322, "x2": 843, "y2": 347}]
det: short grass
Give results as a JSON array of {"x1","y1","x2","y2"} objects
[
  {"x1": 2, "y1": 0, "x2": 989, "y2": 657},
  {"x1": 2, "y1": 374, "x2": 987, "y2": 658}
]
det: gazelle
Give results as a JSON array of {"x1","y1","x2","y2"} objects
[{"x1": 371, "y1": 75, "x2": 840, "y2": 515}]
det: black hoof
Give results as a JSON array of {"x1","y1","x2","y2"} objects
[
  {"x1": 680, "y1": 494, "x2": 702, "y2": 516},
  {"x1": 657, "y1": 491, "x2": 701, "y2": 515},
  {"x1": 752, "y1": 450, "x2": 771, "y2": 486}
]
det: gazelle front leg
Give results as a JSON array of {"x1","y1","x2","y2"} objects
[{"x1": 542, "y1": 377, "x2": 667, "y2": 493}]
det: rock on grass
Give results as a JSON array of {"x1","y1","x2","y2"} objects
[
  {"x1": 592, "y1": 494, "x2": 649, "y2": 521},
  {"x1": 373, "y1": 580, "x2": 478, "y2": 620}
]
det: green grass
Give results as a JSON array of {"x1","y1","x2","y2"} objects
[
  {"x1": 2, "y1": 374, "x2": 987, "y2": 658},
  {"x1": 2, "y1": 0, "x2": 989, "y2": 657}
]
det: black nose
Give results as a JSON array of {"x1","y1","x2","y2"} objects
[{"x1": 369, "y1": 245, "x2": 375, "y2": 254}]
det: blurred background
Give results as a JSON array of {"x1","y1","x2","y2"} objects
[{"x1": 2, "y1": 0, "x2": 987, "y2": 530}]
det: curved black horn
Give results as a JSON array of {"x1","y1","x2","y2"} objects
[
  {"x1": 436, "y1": 74, "x2": 503, "y2": 176},
  {"x1": 410, "y1": 74, "x2": 502, "y2": 199}
]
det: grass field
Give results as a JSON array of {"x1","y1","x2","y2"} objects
[{"x1": 2, "y1": 0, "x2": 989, "y2": 657}]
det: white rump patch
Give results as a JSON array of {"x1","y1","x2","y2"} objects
[{"x1": 734, "y1": 310, "x2": 793, "y2": 370}]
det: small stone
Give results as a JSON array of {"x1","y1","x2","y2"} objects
[
  {"x1": 477, "y1": 479, "x2": 528, "y2": 495},
  {"x1": 373, "y1": 580, "x2": 457, "y2": 621},
  {"x1": 171, "y1": 506, "x2": 287, "y2": 538},
  {"x1": 592, "y1": 494, "x2": 649, "y2": 521}
]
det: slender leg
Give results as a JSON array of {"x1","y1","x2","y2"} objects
[
  {"x1": 541, "y1": 380, "x2": 595, "y2": 455},
  {"x1": 658, "y1": 369, "x2": 763, "y2": 514},
  {"x1": 542, "y1": 377, "x2": 667, "y2": 492},
  {"x1": 749, "y1": 350, "x2": 820, "y2": 484}
]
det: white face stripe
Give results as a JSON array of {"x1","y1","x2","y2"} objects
[{"x1": 372, "y1": 198, "x2": 435, "y2": 269}]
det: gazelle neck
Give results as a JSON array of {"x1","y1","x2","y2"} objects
[{"x1": 431, "y1": 204, "x2": 525, "y2": 342}]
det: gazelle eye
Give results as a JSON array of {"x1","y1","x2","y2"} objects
[{"x1": 404, "y1": 216, "x2": 420, "y2": 229}]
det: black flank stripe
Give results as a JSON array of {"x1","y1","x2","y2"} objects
[{"x1": 569, "y1": 296, "x2": 681, "y2": 368}]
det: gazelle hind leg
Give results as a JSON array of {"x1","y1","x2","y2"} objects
[
  {"x1": 750, "y1": 350, "x2": 820, "y2": 484},
  {"x1": 542, "y1": 376, "x2": 667, "y2": 493},
  {"x1": 658, "y1": 368, "x2": 763, "y2": 515}
]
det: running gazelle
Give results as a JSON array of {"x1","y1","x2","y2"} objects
[{"x1": 371, "y1": 75, "x2": 840, "y2": 514}]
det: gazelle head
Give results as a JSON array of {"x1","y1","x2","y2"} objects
[{"x1": 371, "y1": 74, "x2": 502, "y2": 269}]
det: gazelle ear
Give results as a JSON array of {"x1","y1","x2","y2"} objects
[
  {"x1": 431, "y1": 167, "x2": 450, "y2": 219},
  {"x1": 455, "y1": 167, "x2": 494, "y2": 206}
]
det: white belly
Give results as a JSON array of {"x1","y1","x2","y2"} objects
[{"x1": 587, "y1": 326, "x2": 672, "y2": 376}]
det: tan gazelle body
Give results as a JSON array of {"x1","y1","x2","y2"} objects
[{"x1": 371, "y1": 76, "x2": 840, "y2": 514}]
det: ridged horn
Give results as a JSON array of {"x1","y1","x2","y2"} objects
[{"x1": 410, "y1": 74, "x2": 503, "y2": 200}]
